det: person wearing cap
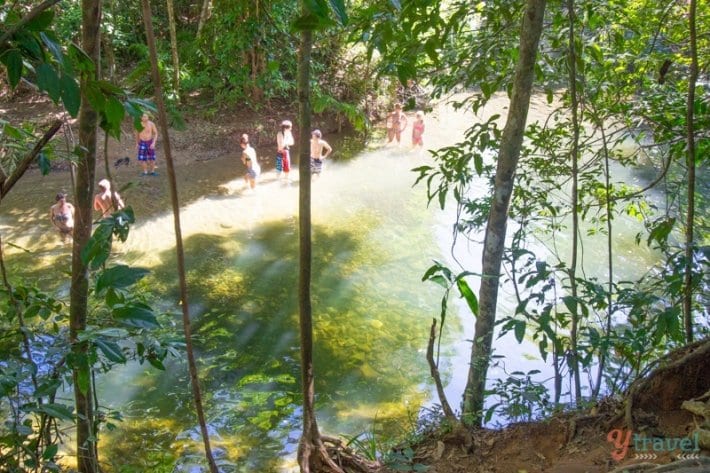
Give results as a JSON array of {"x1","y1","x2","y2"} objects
[
  {"x1": 93, "y1": 179, "x2": 125, "y2": 218},
  {"x1": 240, "y1": 133, "x2": 261, "y2": 190},
  {"x1": 309, "y1": 129, "x2": 332, "y2": 177},
  {"x1": 49, "y1": 192, "x2": 75, "y2": 243},
  {"x1": 276, "y1": 120, "x2": 295, "y2": 181}
]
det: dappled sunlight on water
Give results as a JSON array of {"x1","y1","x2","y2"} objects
[{"x1": 0, "y1": 93, "x2": 676, "y2": 470}]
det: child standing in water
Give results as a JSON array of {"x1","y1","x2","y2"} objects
[
  {"x1": 240, "y1": 133, "x2": 260, "y2": 190},
  {"x1": 276, "y1": 120, "x2": 295, "y2": 181},
  {"x1": 411, "y1": 110, "x2": 425, "y2": 150},
  {"x1": 310, "y1": 129, "x2": 332, "y2": 177},
  {"x1": 386, "y1": 102, "x2": 408, "y2": 145}
]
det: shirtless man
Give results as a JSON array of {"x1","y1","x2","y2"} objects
[
  {"x1": 93, "y1": 179, "x2": 125, "y2": 218},
  {"x1": 386, "y1": 102, "x2": 408, "y2": 145},
  {"x1": 309, "y1": 129, "x2": 332, "y2": 177},
  {"x1": 135, "y1": 113, "x2": 159, "y2": 175},
  {"x1": 49, "y1": 192, "x2": 75, "y2": 243}
]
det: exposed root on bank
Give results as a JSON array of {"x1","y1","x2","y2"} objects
[
  {"x1": 321, "y1": 435, "x2": 382, "y2": 473},
  {"x1": 624, "y1": 337, "x2": 710, "y2": 431}
]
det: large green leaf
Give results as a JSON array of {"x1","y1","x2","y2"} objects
[
  {"x1": 94, "y1": 338, "x2": 127, "y2": 363},
  {"x1": 25, "y1": 10, "x2": 55, "y2": 31},
  {"x1": 104, "y1": 96, "x2": 125, "y2": 134},
  {"x1": 113, "y1": 305, "x2": 160, "y2": 329},
  {"x1": 37, "y1": 403, "x2": 74, "y2": 421},
  {"x1": 36, "y1": 62, "x2": 61, "y2": 102},
  {"x1": 328, "y1": 0, "x2": 348, "y2": 25},
  {"x1": 1, "y1": 49, "x2": 23, "y2": 88},
  {"x1": 456, "y1": 278, "x2": 479, "y2": 316},
  {"x1": 96, "y1": 265, "x2": 149, "y2": 293},
  {"x1": 60, "y1": 73, "x2": 81, "y2": 117}
]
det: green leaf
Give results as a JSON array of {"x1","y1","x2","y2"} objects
[
  {"x1": 514, "y1": 320, "x2": 526, "y2": 343},
  {"x1": 34, "y1": 380, "x2": 61, "y2": 398},
  {"x1": 328, "y1": 0, "x2": 348, "y2": 25},
  {"x1": 38, "y1": 403, "x2": 74, "y2": 421},
  {"x1": 60, "y1": 73, "x2": 81, "y2": 117},
  {"x1": 96, "y1": 265, "x2": 149, "y2": 293},
  {"x1": 37, "y1": 152, "x2": 51, "y2": 175},
  {"x1": 40, "y1": 32, "x2": 64, "y2": 68},
  {"x1": 562, "y1": 295, "x2": 577, "y2": 315},
  {"x1": 456, "y1": 278, "x2": 479, "y2": 316},
  {"x1": 81, "y1": 222, "x2": 113, "y2": 268},
  {"x1": 42, "y1": 444, "x2": 59, "y2": 460},
  {"x1": 428, "y1": 274, "x2": 448, "y2": 289},
  {"x1": 113, "y1": 305, "x2": 160, "y2": 329},
  {"x1": 1, "y1": 49, "x2": 23, "y2": 88},
  {"x1": 147, "y1": 357, "x2": 166, "y2": 370},
  {"x1": 293, "y1": 13, "x2": 335, "y2": 31},
  {"x1": 26, "y1": 10, "x2": 55, "y2": 31},
  {"x1": 36, "y1": 63, "x2": 61, "y2": 102},
  {"x1": 104, "y1": 96, "x2": 125, "y2": 132},
  {"x1": 94, "y1": 338, "x2": 126, "y2": 363},
  {"x1": 77, "y1": 369, "x2": 90, "y2": 395},
  {"x1": 85, "y1": 81, "x2": 106, "y2": 111}
]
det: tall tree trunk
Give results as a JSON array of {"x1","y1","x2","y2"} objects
[
  {"x1": 461, "y1": 0, "x2": 547, "y2": 426},
  {"x1": 683, "y1": 0, "x2": 697, "y2": 343},
  {"x1": 71, "y1": 2, "x2": 101, "y2": 472},
  {"x1": 140, "y1": 2, "x2": 218, "y2": 472},
  {"x1": 566, "y1": 0, "x2": 582, "y2": 405},
  {"x1": 593, "y1": 120, "x2": 615, "y2": 400},
  {"x1": 295, "y1": 13, "x2": 343, "y2": 473},
  {"x1": 196, "y1": 0, "x2": 211, "y2": 39},
  {"x1": 166, "y1": 0, "x2": 180, "y2": 96}
]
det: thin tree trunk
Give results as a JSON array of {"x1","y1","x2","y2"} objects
[
  {"x1": 683, "y1": 0, "x2": 697, "y2": 343},
  {"x1": 566, "y1": 0, "x2": 582, "y2": 405},
  {"x1": 166, "y1": 0, "x2": 180, "y2": 95},
  {"x1": 71, "y1": 2, "x2": 101, "y2": 471},
  {"x1": 461, "y1": 0, "x2": 547, "y2": 427},
  {"x1": 140, "y1": 2, "x2": 218, "y2": 472},
  {"x1": 296, "y1": 15, "x2": 344, "y2": 473},
  {"x1": 196, "y1": 0, "x2": 211, "y2": 39},
  {"x1": 593, "y1": 119, "x2": 614, "y2": 400}
]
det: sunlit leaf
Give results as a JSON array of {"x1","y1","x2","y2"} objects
[{"x1": 456, "y1": 278, "x2": 479, "y2": 316}]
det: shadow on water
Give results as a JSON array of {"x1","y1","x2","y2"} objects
[{"x1": 98, "y1": 192, "x2": 442, "y2": 471}]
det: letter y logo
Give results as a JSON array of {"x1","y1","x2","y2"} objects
[{"x1": 607, "y1": 429, "x2": 631, "y2": 461}]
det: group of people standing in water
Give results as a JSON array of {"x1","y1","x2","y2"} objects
[
  {"x1": 238, "y1": 120, "x2": 333, "y2": 190},
  {"x1": 49, "y1": 105, "x2": 425, "y2": 241}
]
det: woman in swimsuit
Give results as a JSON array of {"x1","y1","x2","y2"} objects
[{"x1": 49, "y1": 192, "x2": 75, "y2": 243}]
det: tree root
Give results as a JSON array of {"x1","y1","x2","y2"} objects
[
  {"x1": 622, "y1": 337, "x2": 710, "y2": 431},
  {"x1": 322, "y1": 435, "x2": 382, "y2": 473}
]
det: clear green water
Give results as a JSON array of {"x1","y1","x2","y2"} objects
[{"x1": 0, "y1": 134, "x2": 452, "y2": 472}]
